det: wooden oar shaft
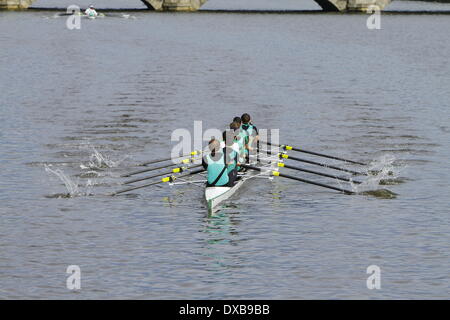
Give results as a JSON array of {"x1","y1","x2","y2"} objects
[
  {"x1": 262, "y1": 141, "x2": 367, "y2": 166},
  {"x1": 280, "y1": 163, "x2": 362, "y2": 184},
  {"x1": 242, "y1": 164, "x2": 355, "y2": 195}
]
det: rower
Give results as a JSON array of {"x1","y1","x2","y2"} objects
[
  {"x1": 202, "y1": 139, "x2": 230, "y2": 187},
  {"x1": 240, "y1": 113, "x2": 259, "y2": 163},
  {"x1": 223, "y1": 130, "x2": 239, "y2": 185},
  {"x1": 222, "y1": 121, "x2": 240, "y2": 153},
  {"x1": 230, "y1": 120, "x2": 247, "y2": 170},
  {"x1": 85, "y1": 5, "x2": 98, "y2": 18}
]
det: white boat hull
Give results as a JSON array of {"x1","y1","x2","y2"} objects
[
  {"x1": 205, "y1": 180, "x2": 243, "y2": 212},
  {"x1": 205, "y1": 167, "x2": 268, "y2": 213}
]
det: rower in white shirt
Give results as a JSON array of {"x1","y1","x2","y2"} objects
[{"x1": 85, "y1": 5, "x2": 98, "y2": 18}]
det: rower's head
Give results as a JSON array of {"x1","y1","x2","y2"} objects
[
  {"x1": 233, "y1": 117, "x2": 241, "y2": 125},
  {"x1": 89, "y1": 4, "x2": 94, "y2": 8},
  {"x1": 230, "y1": 121, "x2": 240, "y2": 138},
  {"x1": 230, "y1": 121, "x2": 240, "y2": 131},
  {"x1": 208, "y1": 138, "x2": 222, "y2": 158},
  {"x1": 208, "y1": 138, "x2": 221, "y2": 153},
  {"x1": 224, "y1": 129, "x2": 235, "y2": 147},
  {"x1": 241, "y1": 113, "x2": 251, "y2": 124}
]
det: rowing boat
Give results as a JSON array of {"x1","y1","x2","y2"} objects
[
  {"x1": 113, "y1": 140, "x2": 369, "y2": 208},
  {"x1": 72, "y1": 12, "x2": 105, "y2": 19},
  {"x1": 205, "y1": 158, "x2": 276, "y2": 212}
]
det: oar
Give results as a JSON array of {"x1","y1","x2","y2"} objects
[
  {"x1": 277, "y1": 162, "x2": 362, "y2": 184},
  {"x1": 241, "y1": 164, "x2": 355, "y2": 195},
  {"x1": 261, "y1": 141, "x2": 367, "y2": 166},
  {"x1": 261, "y1": 150, "x2": 368, "y2": 176},
  {"x1": 121, "y1": 157, "x2": 196, "y2": 178},
  {"x1": 280, "y1": 153, "x2": 367, "y2": 176},
  {"x1": 139, "y1": 150, "x2": 203, "y2": 167},
  {"x1": 123, "y1": 164, "x2": 202, "y2": 185},
  {"x1": 110, "y1": 168, "x2": 205, "y2": 196}
]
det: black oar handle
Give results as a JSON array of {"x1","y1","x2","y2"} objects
[{"x1": 262, "y1": 141, "x2": 367, "y2": 166}]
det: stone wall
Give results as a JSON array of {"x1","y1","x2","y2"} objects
[
  {"x1": 143, "y1": 0, "x2": 393, "y2": 12},
  {"x1": 0, "y1": 0, "x2": 34, "y2": 9},
  {"x1": 313, "y1": 0, "x2": 348, "y2": 11},
  {"x1": 0, "y1": 0, "x2": 394, "y2": 12},
  {"x1": 347, "y1": 0, "x2": 392, "y2": 11},
  {"x1": 142, "y1": 0, "x2": 207, "y2": 11},
  {"x1": 313, "y1": 0, "x2": 392, "y2": 11}
]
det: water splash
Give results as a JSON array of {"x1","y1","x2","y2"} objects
[
  {"x1": 81, "y1": 147, "x2": 124, "y2": 170},
  {"x1": 77, "y1": 170, "x2": 100, "y2": 178},
  {"x1": 345, "y1": 154, "x2": 401, "y2": 198},
  {"x1": 85, "y1": 179, "x2": 95, "y2": 196},
  {"x1": 45, "y1": 165, "x2": 80, "y2": 197},
  {"x1": 44, "y1": 165, "x2": 98, "y2": 198},
  {"x1": 90, "y1": 148, "x2": 116, "y2": 168}
]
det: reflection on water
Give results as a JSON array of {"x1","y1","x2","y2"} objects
[{"x1": 204, "y1": 211, "x2": 235, "y2": 245}]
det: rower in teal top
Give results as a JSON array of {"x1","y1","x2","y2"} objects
[
  {"x1": 240, "y1": 113, "x2": 259, "y2": 163},
  {"x1": 202, "y1": 139, "x2": 230, "y2": 187},
  {"x1": 231, "y1": 118, "x2": 248, "y2": 166},
  {"x1": 223, "y1": 127, "x2": 239, "y2": 184}
]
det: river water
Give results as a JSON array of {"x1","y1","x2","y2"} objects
[{"x1": 0, "y1": 0, "x2": 449, "y2": 299}]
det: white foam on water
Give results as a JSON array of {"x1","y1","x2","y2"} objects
[
  {"x1": 44, "y1": 164, "x2": 80, "y2": 197},
  {"x1": 351, "y1": 154, "x2": 402, "y2": 193},
  {"x1": 90, "y1": 148, "x2": 115, "y2": 168},
  {"x1": 44, "y1": 165, "x2": 100, "y2": 197},
  {"x1": 81, "y1": 146, "x2": 128, "y2": 170},
  {"x1": 85, "y1": 179, "x2": 95, "y2": 195}
]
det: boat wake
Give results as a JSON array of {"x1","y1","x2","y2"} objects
[{"x1": 46, "y1": 12, "x2": 136, "y2": 20}]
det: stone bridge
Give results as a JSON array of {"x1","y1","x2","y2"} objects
[{"x1": 0, "y1": 0, "x2": 392, "y2": 12}]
